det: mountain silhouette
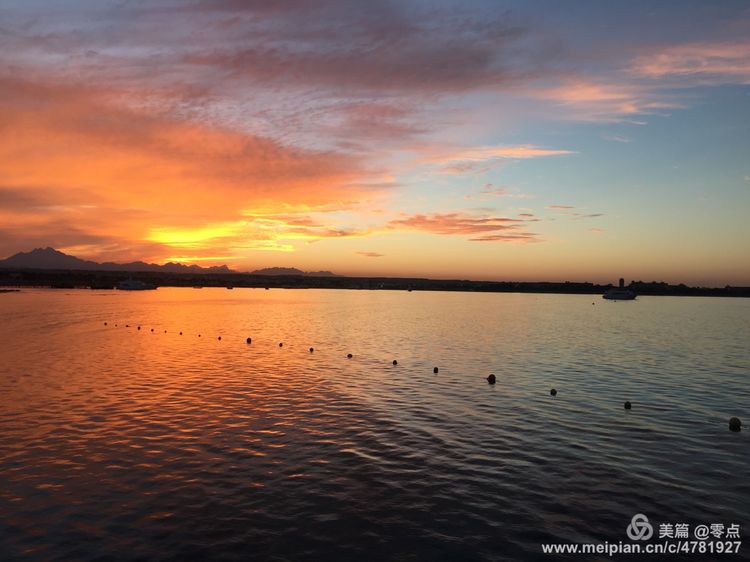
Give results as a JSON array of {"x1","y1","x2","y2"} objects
[
  {"x1": 251, "y1": 267, "x2": 337, "y2": 277},
  {"x1": 0, "y1": 247, "x2": 337, "y2": 276}
]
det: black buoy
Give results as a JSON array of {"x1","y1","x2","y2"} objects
[
  {"x1": 218, "y1": 336, "x2": 222, "y2": 341},
  {"x1": 104, "y1": 322, "x2": 107, "y2": 326},
  {"x1": 624, "y1": 401, "x2": 632, "y2": 410},
  {"x1": 550, "y1": 388, "x2": 557, "y2": 396},
  {"x1": 115, "y1": 324, "x2": 118, "y2": 327},
  {"x1": 347, "y1": 353, "x2": 353, "y2": 359},
  {"x1": 179, "y1": 331, "x2": 183, "y2": 335},
  {"x1": 246, "y1": 337, "x2": 252, "y2": 344},
  {"x1": 309, "y1": 347, "x2": 314, "y2": 353},
  {"x1": 392, "y1": 360, "x2": 398, "y2": 365},
  {"x1": 150, "y1": 328, "x2": 154, "y2": 332},
  {"x1": 433, "y1": 367, "x2": 439, "y2": 374},
  {"x1": 729, "y1": 417, "x2": 742, "y2": 432},
  {"x1": 126, "y1": 324, "x2": 130, "y2": 328},
  {"x1": 487, "y1": 374, "x2": 496, "y2": 385},
  {"x1": 279, "y1": 342, "x2": 283, "y2": 347},
  {"x1": 137, "y1": 326, "x2": 141, "y2": 330},
  {"x1": 164, "y1": 330, "x2": 167, "y2": 333},
  {"x1": 198, "y1": 334, "x2": 201, "y2": 337}
]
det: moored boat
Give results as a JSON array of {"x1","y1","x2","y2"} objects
[{"x1": 603, "y1": 278, "x2": 636, "y2": 300}]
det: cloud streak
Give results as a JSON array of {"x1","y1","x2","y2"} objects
[
  {"x1": 388, "y1": 212, "x2": 538, "y2": 243},
  {"x1": 356, "y1": 251, "x2": 384, "y2": 258},
  {"x1": 631, "y1": 41, "x2": 750, "y2": 84},
  {"x1": 427, "y1": 144, "x2": 575, "y2": 175}
]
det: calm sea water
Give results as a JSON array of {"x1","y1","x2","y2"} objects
[{"x1": 0, "y1": 288, "x2": 748, "y2": 561}]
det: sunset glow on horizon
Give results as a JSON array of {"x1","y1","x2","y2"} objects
[{"x1": 1, "y1": 0, "x2": 749, "y2": 285}]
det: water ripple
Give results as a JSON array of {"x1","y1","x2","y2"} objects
[{"x1": 0, "y1": 289, "x2": 748, "y2": 561}]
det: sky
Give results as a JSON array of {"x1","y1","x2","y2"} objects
[{"x1": 1, "y1": 0, "x2": 749, "y2": 285}]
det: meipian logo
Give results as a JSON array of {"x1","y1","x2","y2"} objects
[{"x1": 626, "y1": 514, "x2": 654, "y2": 541}]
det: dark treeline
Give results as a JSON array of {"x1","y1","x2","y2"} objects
[{"x1": 1, "y1": 268, "x2": 748, "y2": 297}]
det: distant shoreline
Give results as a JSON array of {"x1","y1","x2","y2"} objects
[{"x1": 1, "y1": 268, "x2": 748, "y2": 298}]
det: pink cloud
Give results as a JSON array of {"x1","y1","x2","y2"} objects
[
  {"x1": 426, "y1": 144, "x2": 574, "y2": 175},
  {"x1": 533, "y1": 78, "x2": 681, "y2": 121},
  {"x1": 389, "y1": 213, "x2": 524, "y2": 235},
  {"x1": 431, "y1": 144, "x2": 575, "y2": 164},
  {"x1": 631, "y1": 42, "x2": 750, "y2": 84},
  {"x1": 388, "y1": 212, "x2": 539, "y2": 242}
]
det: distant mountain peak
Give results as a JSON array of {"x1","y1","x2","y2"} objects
[
  {"x1": 250, "y1": 267, "x2": 305, "y2": 276},
  {"x1": 0, "y1": 247, "x2": 223, "y2": 273},
  {"x1": 0, "y1": 247, "x2": 98, "y2": 270},
  {"x1": 248, "y1": 267, "x2": 337, "y2": 277},
  {"x1": 0, "y1": 247, "x2": 336, "y2": 276},
  {"x1": 31, "y1": 247, "x2": 65, "y2": 255}
]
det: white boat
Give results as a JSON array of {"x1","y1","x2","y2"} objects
[
  {"x1": 603, "y1": 278, "x2": 636, "y2": 300},
  {"x1": 117, "y1": 279, "x2": 157, "y2": 291}
]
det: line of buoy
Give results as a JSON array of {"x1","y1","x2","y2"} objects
[{"x1": 99, "y1": 322, "x2": 742, "y2": 431}]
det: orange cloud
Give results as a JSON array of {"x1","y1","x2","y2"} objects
[{"x1": 0, "y1": 75, "x2": 383, "y2": 262}]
